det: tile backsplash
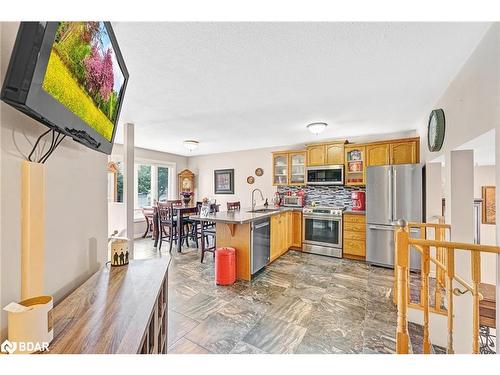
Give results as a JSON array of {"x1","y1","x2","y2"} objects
[{"x1": 277, "y1": 185, "x2": 365, "y2": 209}]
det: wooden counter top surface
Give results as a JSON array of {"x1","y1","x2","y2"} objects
[{"x1": 46, "y1": 256, "x2": 171, "y2": 354}]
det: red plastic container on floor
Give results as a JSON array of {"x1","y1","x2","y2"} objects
[{"x1": 215, "y1": 247, "x2": 236, "y2": 285}]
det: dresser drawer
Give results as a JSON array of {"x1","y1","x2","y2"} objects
[
  {"x1": 343, "y1": 239, "x2": 366, "y2": 257},
  {"x1": 343, "y1": 214, "x2": 366, "y2": 224},
  {"x1": 343, "y1": 222, "x2": 366, "y2": 233},
  {"x1": 344, "y1": 230, "x2": 366, "y2": 241}
]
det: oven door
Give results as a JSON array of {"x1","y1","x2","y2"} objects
[
  {"x1": 302, "y1": 215, "x2": 342, "y2": 248},
  {"x1": 306, "y1": 166, "x2": 344, "y2": 185}
]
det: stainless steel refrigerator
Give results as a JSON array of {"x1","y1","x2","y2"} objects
[{"x1": 366, "y1": 164, "x2": 423, "y2": 270}]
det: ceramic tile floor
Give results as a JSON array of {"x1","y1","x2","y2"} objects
[{"x1": 134, "y1": 238, "x2": 421, "y2": 354}]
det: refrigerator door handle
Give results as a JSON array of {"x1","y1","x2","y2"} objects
[
  {"x1": 388, "y1": 168, "x2": 393, "y2": 222},
  {"x1": 393, "y1": 168, "x2": 397, "y2": 222}
]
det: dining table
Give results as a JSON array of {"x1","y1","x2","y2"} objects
[{"x1": 151, "y1": 202, "x2": 220, "y2": 252}]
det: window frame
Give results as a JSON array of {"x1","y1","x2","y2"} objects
[{"x1": 108, "y1": 155, "x2": 177, "y2": 211}]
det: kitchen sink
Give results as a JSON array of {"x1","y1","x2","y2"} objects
[{"x1": 247, "y1": 208, "x2": 280, "y2": 213}]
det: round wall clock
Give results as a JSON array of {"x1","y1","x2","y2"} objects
[{"x1": 428, "y1": 109, "x2": 446, "y2": 152}]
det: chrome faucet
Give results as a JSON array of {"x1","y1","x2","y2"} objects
[{"x1": 251, "y1": 188, "x2": 265, "y2": 211}]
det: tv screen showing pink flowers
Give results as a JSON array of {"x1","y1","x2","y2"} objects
[{"x1": 42, "y1": 22, "x2": 125, "y2": 141}]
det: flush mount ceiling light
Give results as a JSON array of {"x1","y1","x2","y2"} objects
[
  {"x1": 183, "y1": 140, "x2": 199, "y2": 152},
  {"x1": 307, "y1": 122, "x2": 328, "y2": 135}
]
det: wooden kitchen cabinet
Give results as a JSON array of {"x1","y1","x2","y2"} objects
[
  {"x1": 306, "y1": 144, "x2": 326, "y2": 166},
  {"x1": 326, "y1": 143, "x2": 345, "y2": 165},
  {"x1": 345, "y1": 145, "x2": 366, "y2": 186},
  {"x1": 390, "y1": 140, "x2": 418, "y2": 165},
  {"x1": 271, "y1": 212, "x2": 291, "y2": 261},
  {"x1": 272, "y1": 152, "x2": 289, "y2": 186},
  {"x1": 270, "y1": 214, "x2": 281, "y2": 262},
  {"x1": 291, "y1": 211, "x2": 302, "y2": 249},
  {"x1": 366, "y1": 143, "x2": 390, "y2": 166},
  {"x1": 307, "y1": 141, "x2": 346, "y2": 167},
  {"x1": 289, "y1": 151, "x2": 307, "y2": 185},
  {"x1": 343, "y1": 213, "x2": 366, "y2": 260}
]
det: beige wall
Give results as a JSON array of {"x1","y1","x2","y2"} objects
[
  {"x1": 1, "y1": 22, "x2": 108, "y2": 339},
  {"x1": 188, "y1": 147, "x2": 281, "y2": 209}
]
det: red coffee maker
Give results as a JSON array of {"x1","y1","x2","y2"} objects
[{"x1": 351, "y1": 191, "x2": 366, "y2": 211}]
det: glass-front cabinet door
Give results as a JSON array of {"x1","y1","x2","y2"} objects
[
  {"x1": 289, "y1": 151, "x2": 306, "y2": 185},
  {"x1": 273, "y1": 152, "x2": 289, "y2": 185},
  {"x1": 345, "y1": 145, "x2": 366, "y2": 186}
]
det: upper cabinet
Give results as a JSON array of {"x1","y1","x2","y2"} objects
[
  {"x1": 326, "y1": 143, "x2": 345, "y2": 165},
  {"x1": 366, "y1": 138, "x2": 419, "y2": 167},
  {"x1": 306, "y1": 141, "x2": 346, "y2": 167},
  {"x1": 366, "y1": 143, "x2": 390, "y2": 167},
  {"x1": 345, "y1": 145, "x2": 366, "y2": 186},
  {"x1": 274, "y1": 137, "x2": 419, "y2": 186},
  {"x1": 289, "y1": 151, "x2": 306, "y2": 185},
  {"x1": 272, "y1": 150, "x2": 306, "y2": 186},
  {"x1": 272, "y1": 152, "x2": 289, "y2": 186},
  {"x1": 390, "y1": 140, "x2": 418, "y2": 165},
  {"x1": 306, "y1": 145, "x2": 326, "y2": 166}
]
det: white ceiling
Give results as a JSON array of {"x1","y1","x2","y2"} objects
[{"x1": 111, "y1": 22, "x2": 491, "y2": 156}]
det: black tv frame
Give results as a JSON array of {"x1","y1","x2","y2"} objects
[{"x1": 1, "y1": 22, "x2": 129, "y2": 155}]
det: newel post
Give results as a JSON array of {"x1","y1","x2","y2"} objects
[{"x1": 395, "y1": 220, "x2": 410, "y2": 354}]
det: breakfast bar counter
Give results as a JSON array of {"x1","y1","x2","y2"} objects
[{"x1": 190, "y1": 207, "x2": 300, "y2": 281}]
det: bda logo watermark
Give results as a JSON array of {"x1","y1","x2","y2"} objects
[
  {"x1": 1, "y1": 340, "x2": 16, "y2": 354},
  {"x1": 1, "y1": 339, "x2": 49, "y2": 354}
]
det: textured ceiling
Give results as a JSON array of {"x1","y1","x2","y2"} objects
[{"x1": 112, "y1": 22, "x2": 491, "y2": 156}]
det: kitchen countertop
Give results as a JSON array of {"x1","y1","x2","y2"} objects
[{"x1": 190, "y1": 206, "x2": 299, "y2": 224}]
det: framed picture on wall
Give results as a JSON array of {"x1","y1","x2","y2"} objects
[
  {"x1": 214, "y1": 169, "x2": 234, "y2": 194},
  {"x1": 482, "y1": 186, "x2": 496, "y2": 225}
]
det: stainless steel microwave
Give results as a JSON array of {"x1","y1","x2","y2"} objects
[{"x1": 306, "y1": 165, "x2": 344, "y2": 185}]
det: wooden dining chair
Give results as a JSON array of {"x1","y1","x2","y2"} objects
[
  {"x1": 157, "y1": 202, "x2": 178, "y2": 252},
  {"x1": 227, "y1": 201, "x2": 241, "y2": 211},
  {"x1": 141, "y1": 207, "x2": 155, "y2": 238}
]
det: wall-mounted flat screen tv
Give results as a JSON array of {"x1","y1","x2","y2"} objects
[{"x1": 1, "y1": 22, "x2": 129, "y2": 154}]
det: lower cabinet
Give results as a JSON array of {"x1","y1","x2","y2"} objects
[
  {"x1": 343, "y1": 213, "x2": 366, "y2": 259},
  {"x1": 270, "y1": 211, "x2": 301, "y2": 262},
  {"x1": 291, "y1": 211, "x2": 302, "y2": 249}
]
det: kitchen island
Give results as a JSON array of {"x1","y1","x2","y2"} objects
[{"x1": 190, "y1": 207, "x2": 302, "y2": 281}]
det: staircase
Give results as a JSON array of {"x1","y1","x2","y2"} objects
[{"x1": 393, "y1": 219, "x2": 500, "y2": 354}]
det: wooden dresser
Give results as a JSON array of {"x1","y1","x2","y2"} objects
[
  {"x1": 343, "y1": 212, "x2": 366, "y2": 260},
  {"x1": 46, "y1": 257, "x2": 170, "y2": 354}
]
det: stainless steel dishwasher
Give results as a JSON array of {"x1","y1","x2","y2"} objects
[{"x1": 250, "y1": 217, "x2": 270, "y2": 274}]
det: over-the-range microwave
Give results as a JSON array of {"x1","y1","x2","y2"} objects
[{"x1": 306, "y1": 165, "x2": 344, "y2": 185}]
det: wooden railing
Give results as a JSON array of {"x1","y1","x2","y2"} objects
[{"x1": 394, "y1": 219, "x2": 500, "y2": 354}]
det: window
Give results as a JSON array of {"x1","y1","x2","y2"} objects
[
  {"x1": 108, "y1": 158, "x2": 173, "y2": 209},
  {"x1": 134, "y1": 163, "x2": 172, "y2": 209},
  {"x1": 157, "y1": 166, "x2": 169, "y2": 202},
  {"x1": 137, "y1": 164, "x2": 152, "y2": 208}
]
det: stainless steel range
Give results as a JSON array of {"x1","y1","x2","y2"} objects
[{"x1": 302, "y1": 206, "x2": 344, "y2": 258}]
